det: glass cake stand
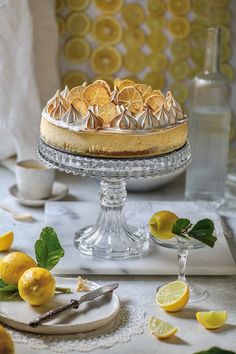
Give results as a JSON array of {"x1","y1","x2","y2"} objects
[{"x1": 38, "y1": 139, "x2": 191, "y2": 259}]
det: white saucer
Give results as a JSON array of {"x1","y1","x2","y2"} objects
[
  {"x1": 0, "y1": 278, "x2": 120, "y2": 334},
  {"x1": 9, "y1": 182, "x2": 68, "y2": 207}
]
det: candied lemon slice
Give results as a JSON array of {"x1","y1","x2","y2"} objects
[
  {"x1": 134, "y1": 84, "x2": 153, "y2": 101},
  {"x1": 71, "y1": 98, "x2": 88, "y2": 116},
  {"x1": 171, "y1": 39, "x2": 190, "y2": 58},
  {"x1": 67, "y1": 0, "x2": 89, "y2": 11},
  {"x1": 147, "y1": 0, "x2": 166, "y2": 17},
  {"x1": 116, "y1": 79, "x2": 135, "y2": 90},
  {"x1": 91, "y1": 46, "x2": 122, "y2": 74},
  {"x1": 94, "y1": 0, "x2": 123, "y2": 14},
  {"x1": 221, "y1": 44, "x2": 232, "y2": 62},
  {"x1": 123, "y1": 51, "x2": 146, "y2": 73},
  {"x1": 169, "y1": 17, "x2": 190, "y2": 39},
  {"x1": 148, "y1": 52, "x2": 168, "y2": 71},
  {"x1": 117, "y1": 86, "x2": 143, "y2": 115},
  {"x1": 170, "y1": 59, "x2": 190, "y2": 81},
  {"x1": 147, "y1": 30, "x2": 167, "y2": 51},
  {"x1": 92, "y1": 15, "x2": 122, "y2": 45},
  {"x1": 57, "y1": 16, "x2": 66, "y2": 36},
  {"x1": 148, "y1": 210, "x2": 178, "y2": 239},
  {"x1": 190, "y1": 45, "x2": 205, "y2": 65},
  {"x1": 190, "y1": 25, "x2": 207, "y2": 45},
  {"x1": 196, "y1": 311, "x2": 228, "y2": 329},
  {"x1": 93, "y1": 79, "x2": 111, "y2": 93},
  {"x1": 99, "y1": 103, "x2": 118, "y2": 124},
  {"x1": 168, "y1": 0, "x2": 190, "y2": 15},
  {"x1": 122, "y1": 3, "x2": 145, "y2": 27},
  {"x1": 95, "y1": 76, "x2": 114, "y2": 90},
  {"x1": 123, "y1": 28, "x2": 145, "y2": 50},
  {"x1": 66, "y1": 12, "x2": 91, "y2": 37},
  {"x1": 0, "y1": 231, "x2": 14, "y2": 252},
  {"x1": 56, "y1": 0, "x2": 65, "y2": 13},
  {"x1": 64, "y1": 37, "x2": 90, "y2": 63},
  {"x1": 209, "y1": 8, "x2": 232, "y2": 26},
  {"x1": 83, "y1": 83, "x2": 111, "y2": 107},
  {"x1": 221, "y1": 63, "x2": 235, "y2": 81},
  {"x1": 156, "y1": 280, "x2": 190, "y2": 312},
  {"x1": 170, "y1": 82, "x2": 189, "y2": 104},
  {"x1": 148, "y1": 317, "x2": 178, "y2": 339},
  {"x1": 63, "y1": 71, "x2": 88, "y2": 89},
  {"x1": 67, "y1": 85, "x2": 86, "y2": 103},
  {"x1": 144, "y1": 72, "x2": 165, "y2": 90},
  {"x1": 145, "y1": 94, "x2": 165, "y2": 113},
  {"x1": 209, "y1": 0, "x2": 229, "y2": 7},
  {"x1": 192, "y1": 0, "x2": 209, "y2": 16},
  {"x1": 146, "y1": 16, "x2": 167, "y2": 31}
]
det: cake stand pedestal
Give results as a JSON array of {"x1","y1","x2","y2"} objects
[{"x1": 38, "y1": 139, "x2": 191, "y2": 259}]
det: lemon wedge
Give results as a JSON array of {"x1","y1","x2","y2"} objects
[
  {"x1": 196, "y1": 311, "x2": 228, "y2": 329},
  {"x1": 156, "y1": 280, "x2": 189, "y2": 312},
  {"x1": 0, "y1": 231, "x2": 14, "y2": 251},
  {"x1": 148, "y1": 316, "x2": 178, "y2": 339}
]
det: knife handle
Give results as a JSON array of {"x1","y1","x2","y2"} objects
[{"x1": 29, "y1": 299, "x2": 79, "y2": 328}]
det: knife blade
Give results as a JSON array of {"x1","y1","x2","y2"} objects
[{"x1": 29, "y1": 282, "x2": 119, "y2": 328}]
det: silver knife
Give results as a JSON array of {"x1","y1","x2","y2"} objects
[{"x1": 29, "y1": 282, "x2": 119, "y2": 328}]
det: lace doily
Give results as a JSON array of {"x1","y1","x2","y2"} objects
[{"x1": 6, "y1": 303, "x2": 145, "y2": 353}]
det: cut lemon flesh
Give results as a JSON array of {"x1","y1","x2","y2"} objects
[
  {"x1": 91, "y1": 46, "x2": 122, "y2": 74},
  {"x1": 148, "y1": 316, "x2": 178, "y2": 339},
  {"x1": 94, "y1": 0, "x2": 123, "y2": 14},
  {"x1": 122, "y1": 3, "x2": 145, "y2": 27},
  {"x1": 63, "y1": 71, "x2": 88, "y2": 89},
  {"x1": 146, "y1": 16, "x2": 167, "y2": 31},
  {"x1": 66, "y1": 12, "x2": 91, "y2": 36},
  {"x1": 169, "y1": 17, "x2": 190, "y2": 39},
  {"x1": 147, "y1": 30, "x2": 167, "y2": 51},
  {"x1": 117, "y1": 86, "x2": 143, "y2": 115},
  {"x1": 156, "y1": 280, "x2": 190, "y2": 312},
  {"x1": 147, "y1": 0, "x2": 166, "y2": 17},
  {"x1": 64, "y1": 37, "x2": 90, "y2": 63},
  {"x1": 196, "y1": 311, "x2": 228, "y2": 329},
  {"x1": 0, "y1": 231, "x2": 14, "y2": 252},
  {"x1": 149, "y1": 53, "x2": 168, "y2": 72},
  {"x1": 171, "y1": 39, "x2": 190, "y2": 59},
  {"x1": 168, "y1": 0, "x2": 190, "y2": 15},
  {"x1": 92, "y1": 15, "x2": 122, "y2": 45},
  {"x1": 123, "y1": 28, "x2": 145, "y2": 50},
  {"x1": 123, "y1": 51, "x2": 146, "y2": 73}
]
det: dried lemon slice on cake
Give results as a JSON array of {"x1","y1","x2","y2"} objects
[
  {"x1": 115, "y1": 79, "x2": 135, "y2": 90},
  {"x1": 117, "y1": 86, "x2": 143, "y2": 115},
  {"x1": 147, "y1": 0, "x2": 166, "y2": 17},
  {"x1": 67, "y1": 0, "x2": 89, "y2": 11},
  {"x1": 93, "y1": 79, "x2": 111, "y2": 93},
  {"x1": 122, "y1": 3, "x2": 145, "y2": 27},
  {"x1": 123, "y1": 51, "x2": 146, "y2": 73},
  {"x1": 63, "y1": 71, "x2": 88, "y2": 89},
  {"x1": 66, "y1": 12, "x2": 91, "y2": 36},
  {"x1": 94, "y1": 0, "x2": 123, "y2": 14},
  {"x1": 92, "y1": 15, "x2": 122, "y2": 45},
  {"x1": 83, "y1": 83, "x2": 111, "y2": 107},
  {"x1": 99, "y1": 103, "x2": 118, "y2": 124},
  {"x1": 71, "y1": 98, "x2": 88, "y2": 116},
  {"x1": 144, "y1": 72, "x2": 165, "y2": 90},
  {"x1": 156, "y1": 280, "x2": 190, "y2": 312},
  {"x1": 64, "y1": 37, "x2": 90, "y2": 63},
  {"x1": 134, "y1": 84, "x2": 153, "y2": 101},
  {"x1": 145, "y1": 94, "x2": 165, "y2": 113},
  {"x1": 149, "y1": 52, "x2": 168, "y2": 71},
  {"x1": 196, "y1": 311, "x2": 228, "y2": 329},
  {"x1": 148, "y1": 317, "x2": 178, "y2": 339},
  {"x1": 169, "y1": 17, "x2": 190, "y2": 39},
  {"x1": 91, "y1": 46, "x2": 122, "y2": 74},
  {"x1": 94, "y1": 77, "x2": 114, "y2": 90},
  {"x1": 123, "y1": 28, "x2": 145, "y2": 50},
  {"x1": 168, "y1": 0, "x2": 190, "y2": 15}
]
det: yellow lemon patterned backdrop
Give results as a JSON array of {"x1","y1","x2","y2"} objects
[{"x1": 55, "y1": 0, "x2": 234, "y2": 107}]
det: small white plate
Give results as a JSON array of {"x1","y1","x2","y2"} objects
[
  {"x1": 9, "y1": 182, "x2": 69, "y2": 207},
  {"x1": 0, "y1": 278, "x2": 120, "y2": 334}
]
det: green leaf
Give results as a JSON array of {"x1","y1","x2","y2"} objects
[
  {"x1": 188, "y1": 219, "x2": 217, "y2": 248},
  {"x1": 172, "y1": 218, "x2": 191, "y2": 235},
  {"x1": 35, "y1": 227, "x2": 64, "y2": 271},
  {"x1": 194, "y1": 347, "x2": 235, "y2": 354},
  {"x1": 0, "y1": 279, "x2": 18, "y2": 293}
]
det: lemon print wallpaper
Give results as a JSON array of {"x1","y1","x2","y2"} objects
[{"x1": 55, "y1": 0, "x2": 234, "y2": 106}]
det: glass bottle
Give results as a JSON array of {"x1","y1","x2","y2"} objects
[{"x1": 185, "y1": 27, "x2": 231, "y2": 201}]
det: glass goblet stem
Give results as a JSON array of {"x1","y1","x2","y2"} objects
[{"x1": 177, "y1": 239, "x2": 188, "y2": 282}]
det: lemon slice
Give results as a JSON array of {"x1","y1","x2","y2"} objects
[
  {"x1": 170, "y1": 59, "x2": 190, "y2": 81},
  {"x1": 66, "y1": 12, "x2": 91, "y2": 37},
  {"x1": 169, "y1": 17, "x2": 190, "y2": 39},
  {"x1": 91, "y1": 46, "x2": 122, "y2": 74},
  {"x1": 115, "y1": 79, "x2": 135, "y2": 90},
  {"x1": 209, "y1": 0, "x2": 229, "y2": 7},
  {"x1": 156, "y1": 280, "x2": 190, "y2": 312},
  {"x1": 146, "y1": 16, "x2": 167, "y2": 31},
  {"x1": 170, "y1": 82, "x2": 189, "y2": 104},
  {"x1": 0, "y1": 231, "x2": 14, "y2": 252},
  {"x1": 123, "y1": 51, "x2": 146, "y2": 73},
  {"x1": 66, "y1": 0, "x2": 89, "y2": 11},
  {"x1": 221, "y1": 44, "x2": 232, "y2": 62},
  {"x1": 171, "y1": 39, "x2": 190, "y2": 58},
  {"x1": 63, "y1": 71, "x2": 88, "y2": 89},
  {"x1": 92, "y1": 15, "x2": 122, "y2": 45},
  {"x1": 147, "y1": 30, "x2": 167, "y2": 51},
  {"x1": 57, "y1": 16, "x2": 66, "y2": 36},
  {"x1": 123, "y1": 28, "x2": 145, "y2": 50},
  {"x1": 94, "y1": 0, "x2": 123, "y2": 14},
  {"x1": 168, "y1": 0, "x2": 190, "y2": 15},
  {"x1": 190, "y1": 25, "x2": 207, "y2": 45},
  {"x1": 56, "y1": 0, "x2": 65, "y2": 13},
  {"x1": 122, "y1": 3, "x2": 145, "y2": 27},
  {"x1": 147, "y1": 0, "x2": 166, "y2": 17},
  {"x1": 64, "y1": 37, "x2": 90, "y2": 63},
  {"x1": 144, "y1": 72, "x2": 165, "y2": 90},
  {"x1": 117, "y1": 86, "x2": 143, "y2": 115},
  {"x1": 190, "y1": 45, "x2": 204, "y2": 65},
  {"x1": 196, "y1": 311, "x2": 228, "y2": 329},
  {"x1": 192, "y1": 0, "x2": 209, "y2": 16},
  {"x1": 209, "y1": 8, "x2": 232, "y2": 26},
  {"x1": 149, "y1": 52, "x2": 168, "y2": 72},
  {"x1": 148, "y1": 317, "x2": 178, "y2": 339},
  {"x1": 221, "y1": 63, "x2": 235, "y2": 81}
]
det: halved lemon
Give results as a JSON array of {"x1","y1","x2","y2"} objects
[
  {"x1": 156, "y1": 280, "x2": 190, "y2": 312},
  {"x1": 0, "y1": 231, "x2": 14, "y2": 252},
  {"x1": 171, "y1": 39, "x2": 190, "y2": 58},
  {"x1": 66, "y1": 0, "x2": 89, "y2": 11},
  {"x1": 221, "y1": 63, "x2": 235, "y2": 81},
  {"x1": 147, "y1": 0, "x2": 166, "y2": 17},
  {"x1": 123, "y1": 28, "x2": 145, "y2": 50},
  {"x1": 144, "y1": 72, "x2": 165, "y2": 90},
  {"x1": 196, "y1": 311, "x2": 228, "y2": 329},
  {"x1": 91, "y1": 46, "x2": 122, "y2": 74},
  {"x1": 148, "y1": 52, "x2": 168, "y2": 72},
  {"x1": 192, "y1": 0, "x2": 209, "y2": 16},
  {"x1": 147, "y1": 30, "x2": 167, "y2": 51},
  {"x1": 169, "y1": 59, "x2": 190, "y2": 81},
  {"x1": 123, "y1": 51, "x2": 146, "y2": 73},
  {"x1": 122, "y1": 3, "x2": 145, "y2": 27},
  {"x1": 168, "y1": 0, "x2": 190, "y2": 15},
  {"x1": 92, "y1": 15, "x2": 122, "y2": 45},
  {"x1": 66, "y1": 12, "x2": 91, "y2": 37},
  {"x1": 169, "y1": 17, "x2": 190, "y2": 39},
  {"x1": 170, "y1": 82, "x2": 189, "y2": 104},
  {"x1": 94, "y1": 0, "x2": 123, "y2": 14},
  {"x1": 63, "y1": 71, "x2": 88, "y2": 89},
  {"x1": 64, "y1": 37, "x2": 90, "y2": 63},
  {"x1": 148, "y1": 316, "x2": 178, "y2": 339},
  {"x1": 56, "y1": 16, "x2": 66, "y2": 36}
]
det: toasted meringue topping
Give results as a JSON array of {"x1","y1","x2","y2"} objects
[
  {"x1": 63, "y1": 104, "x2": 83, "y2": 125},
  {"x1": 46, "y1": 92, "x2": 70, "y2": 119},
  {"x1": 166, "y1": 91, "x2": 182, "y2": 111},
  {"x1": 110, "y1": 106, "x2": 138, "y2": 130},
  {"x1": 111, "y1": 88, "x2": 118, "y2": 102},
  {"x1": 136, "y1": 107, "x2": 159, "y2": 129},
  {"x1": 82, "y1": 106, "x2": 103, "y2": 130},
  {"x1": 156, "y1": 104, "x2": 174, "y2": 127},
  {"x1": 60, "y1": 85, "x2": 70, "y2": 99}
]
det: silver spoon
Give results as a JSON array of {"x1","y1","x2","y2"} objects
[{"x1": 0, "y1": 203, "x2": 33, "y2": 221}]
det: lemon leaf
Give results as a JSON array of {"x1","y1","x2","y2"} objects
[
  {"x1": 188, "y1": 219, "x2": 217, "y2": 248},
  {"x1": 0, "y1": 279, "x2": 18, "y2": 292},
  {"x1": 194, "y1": 347, "x2": 235, "y2": 354},
  {"x1": 35, "y1": 227, "x2": 64, "y2": 271},
  {"x1": 172, "y1": 218, "x2": 191, "y2": 236}
]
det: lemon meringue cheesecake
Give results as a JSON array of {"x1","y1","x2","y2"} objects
[{"x1": 40, "y1": 79, "x2": 188, "y2": 158}]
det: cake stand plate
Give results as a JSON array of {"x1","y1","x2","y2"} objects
[{"x1": 38, "y1": 139, "x2": 191, "y2": 259}]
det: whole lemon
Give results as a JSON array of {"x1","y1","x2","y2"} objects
[
  {"x1": 0, "y1": 252, "x2": 37, "y2": 285},
  {"x1": 0, "y1": 325, "x2": 14, "y2": 354},
  {"x1": 18, "y1": 267, "x2": 56, "y2": 306},
  {"x1": 148, "y1": 210, "x2": 179, "y2": 240}
]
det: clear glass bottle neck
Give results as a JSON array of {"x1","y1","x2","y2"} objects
[{"x1": 203, "y1": 28, "x2": 221, "y2": 74}]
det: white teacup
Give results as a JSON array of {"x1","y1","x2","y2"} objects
[{"x1": 16, "y1": 160, "x2": 55, "y2": 200}]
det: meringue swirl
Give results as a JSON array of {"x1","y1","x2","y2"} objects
[
  {"x1": 82, "y1": 106, "x2": 103, "y2": 130},
  {"x1": 46, "y1": 92, "x2": 70, "y2": 120},
  {"x1": 156, "y1": 104, "x2": 174, "y2": 127},
  {"x1": 110, "y1": 106, "x2": 137, "y2": 130},
  {"x1": 63, "y1": 104, "x2": 83, "y2": 125},
  {"x1": 136, "y1": 107, "x2": 159, "y2": 129}
]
